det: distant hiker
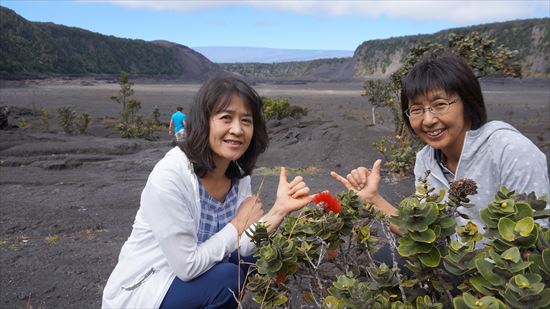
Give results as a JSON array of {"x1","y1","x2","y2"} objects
[
  {"x1": 168, "y1": 106, "x2": 186, "y2": 141},
  {"x1": 102, "y1": 75, "x2": 314, "y2": 309},
  {"x1": 332, "y1": 52, "x2": 549, "y2": 236}
]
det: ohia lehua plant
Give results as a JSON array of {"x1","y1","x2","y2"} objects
[{"x1": 246, "y1": 173, "x2": 549, "y2": 308}]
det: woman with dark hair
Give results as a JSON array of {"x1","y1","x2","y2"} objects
[
  {"x1": 103, "y1": 75, "x2": 313, "y2": 308},
  {"x1": 332, "y1": 52, "x2": 548, "y2": 234}
]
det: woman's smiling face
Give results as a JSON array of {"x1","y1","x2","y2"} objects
[
  {"x1": 409, "y1": 88, "x2": 471, "y2": 158},
  {"x1": 208, "y1": 94, "x2": 253, "y2": 166}
]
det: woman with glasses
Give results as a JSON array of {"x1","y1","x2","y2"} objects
[{"x1": 332, "y1": 52, "x2": 548, "y2": 235}]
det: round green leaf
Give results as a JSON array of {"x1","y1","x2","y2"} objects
[
  {"x1": 418, "y1": 247, "x2": 441, "y2": 268},
  {"x1": 514, "y1": 202, "x2": 533, "y2": 220},
  {"x1": 498, "y1": 217, "x2": 516, "y2": 241},
  {"x1": 260, "y1": 246, "x2": 278, "y2": 261},
  {"x1": 542, "y1": 248, "x2": 550, "y2": 270},
  {"x1": 409, "y1": 228, "x2": 437, "y2": 243},
  {"x1": 439, "y1": 217, "x2": 456, "y2": 229},
  {"x1": 397, "y1": 235, "x2": 432, "y2": 257},
  {"x1": 475, "y1": 258, "x2": 505, "y2": 286},
  {"x1": 478, "y1": 296, "x2": 506, "y2": 309},
  {"x1": 462, "y1": 292, "x2": 478, "y2": 307},
  {"x1": 452, "y1": 296, "x2": 467, "y2": 309},
  {"x1": 501, "y1": 247, "x2": 521, "y2": 263},
  {"x1": 513, "y1": 274, "x2": 530, "y2": 288},
  {"x1": 470, "y1": 276, "x2": 496, "y2": 296},
  {"x1": 480, "y1": 209, "x2": 498, "y2": 228},
  {"x1": 272, "y1": 294, "x2": 288, "y2": 306},
  {"x1": 515, "y1": 217, "x2": 534, "y2": 237}
]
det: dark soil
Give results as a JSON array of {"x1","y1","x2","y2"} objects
[{"x1": 0, "y1": 77, "x2": 548, "y2": 308}]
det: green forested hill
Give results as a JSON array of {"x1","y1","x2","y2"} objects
[
  {"x1": 222, "y1": 18, "x2": 549, "y2": 79},
  {"x1": 0, "y1": 6, "x2": 220, "y2": 79},
  {"x1": 1, "y1": 5, "x2": 547, "y2": 79},
  {"x1": 354, "y1": 18, "x2": 549, "y2": 78}
]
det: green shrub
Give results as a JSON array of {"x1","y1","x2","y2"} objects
[
  {"x1": 110, "y1": 71, "x2": 134, "y2": 115},
  {"x1": 246, "y1": 177, "x2": 549, "y2": 308},
  {"x1": 17, "y1": 116, "x2": 31, "y2": 129},
  {"x1": 262, "y1": 96, "x2": 307, "y2": 120},
  {"x1": 372, "y1": 135, "x2": 418, "y2": 175},
  {"x1": 40, "y1": 108, "x2": 50, "y2": 130},
  {"x1": 111, "y1": 72, "x2": 159, "y2": 140},
  {"x1": 151, "y1": 105, "x2": 161, "y2": 127},
  {"x1": 56, "y1": 106, "x2": 76, "y2": 134},
  {"x1": 116, "y1": 115, "x2": 158, "y2": 141},
  {"x1": 76, "y1": 112, "x2": 91, "y2": 134}
]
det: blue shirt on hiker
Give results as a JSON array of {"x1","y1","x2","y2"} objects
[{"x1": 171, "y1": 111, "x2": 186, "y2": 133}]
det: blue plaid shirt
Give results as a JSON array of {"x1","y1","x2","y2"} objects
[
  {"x1": 435, "y1": 149, "x2": 455, "y2": 183},
  {"x1": 196, "y1": 177, "x2": 239, "y2": 244}
]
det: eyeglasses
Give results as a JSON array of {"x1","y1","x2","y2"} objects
[{"x1": 405, "y1": 98, "x2": 458, "y2": 119}]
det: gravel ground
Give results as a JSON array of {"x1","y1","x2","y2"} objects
[{"x1": 1, "y1": 77, "x2": 548, "y2": 308}]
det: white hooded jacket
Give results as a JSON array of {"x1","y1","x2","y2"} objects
[
  {"x1": 414, "y1": 120, "x2": 549, "y2": 230},
  {"x1": 102, "y1": 147, "x2": 256, "y2": 308}
]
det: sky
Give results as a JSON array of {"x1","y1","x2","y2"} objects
[{"x1": 2, "y1": 0, "x2": 549, "y2": 51}]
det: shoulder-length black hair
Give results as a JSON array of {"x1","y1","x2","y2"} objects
[
  {"x1": 181, "y1": 74, "x2": 269, "y2": 179},
  {"x1": 400, "y1": 51, "x2": 487, "y2": 132}
]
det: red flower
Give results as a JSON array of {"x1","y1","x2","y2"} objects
[
  {"x1": 275, "y1": 273, "x2": 286, "y2": 284},
  {"x1": 313, "y1": 191, "x2": 341, "y2": 213},
  {"x1": 324, "y1": 248, "x2": 338, "y2": 262}
]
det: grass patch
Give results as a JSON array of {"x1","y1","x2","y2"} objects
[
  {"x1": 45, "y1": 235, "x2": 60, "y2": 244},
  {"x1": 80, "y1": 228, "x2": 107, "y2": 240}
]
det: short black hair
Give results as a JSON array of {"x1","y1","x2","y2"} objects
[
  {"x1": 181, "y1": 74, "x2": 268, "y2": 179},
  {"x1": 176, "y1": 106, "x2": 183, "y2": 111},
  {"x1": 400, "y1": 52, "x2": 487, "y2": 132}
]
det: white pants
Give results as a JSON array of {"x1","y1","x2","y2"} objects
[{"x1": 175, "y1": 129, "x2": 186, "y2": 142}]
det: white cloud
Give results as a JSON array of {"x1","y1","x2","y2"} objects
[{"x1": 107, "y1": 1, "x2": 548, "y2": 23}]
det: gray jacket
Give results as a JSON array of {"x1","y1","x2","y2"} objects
[{"x1": 414, "y1": 120, "x2": 549, "y2": 229}]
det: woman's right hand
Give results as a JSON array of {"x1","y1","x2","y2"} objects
[
  {"x1": 331, "y1": 159, "x2": 401, "y2": 235},
  {"x1": 330, "y1": 159, "x2": 382, "y2": 204},
  {"x1": 231, "y1": 196, "x2": 264, "y2": 236}
]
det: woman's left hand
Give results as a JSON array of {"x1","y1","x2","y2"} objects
[{"x1": 274, "y1": 167, "x2": 313, "y2": 215}]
